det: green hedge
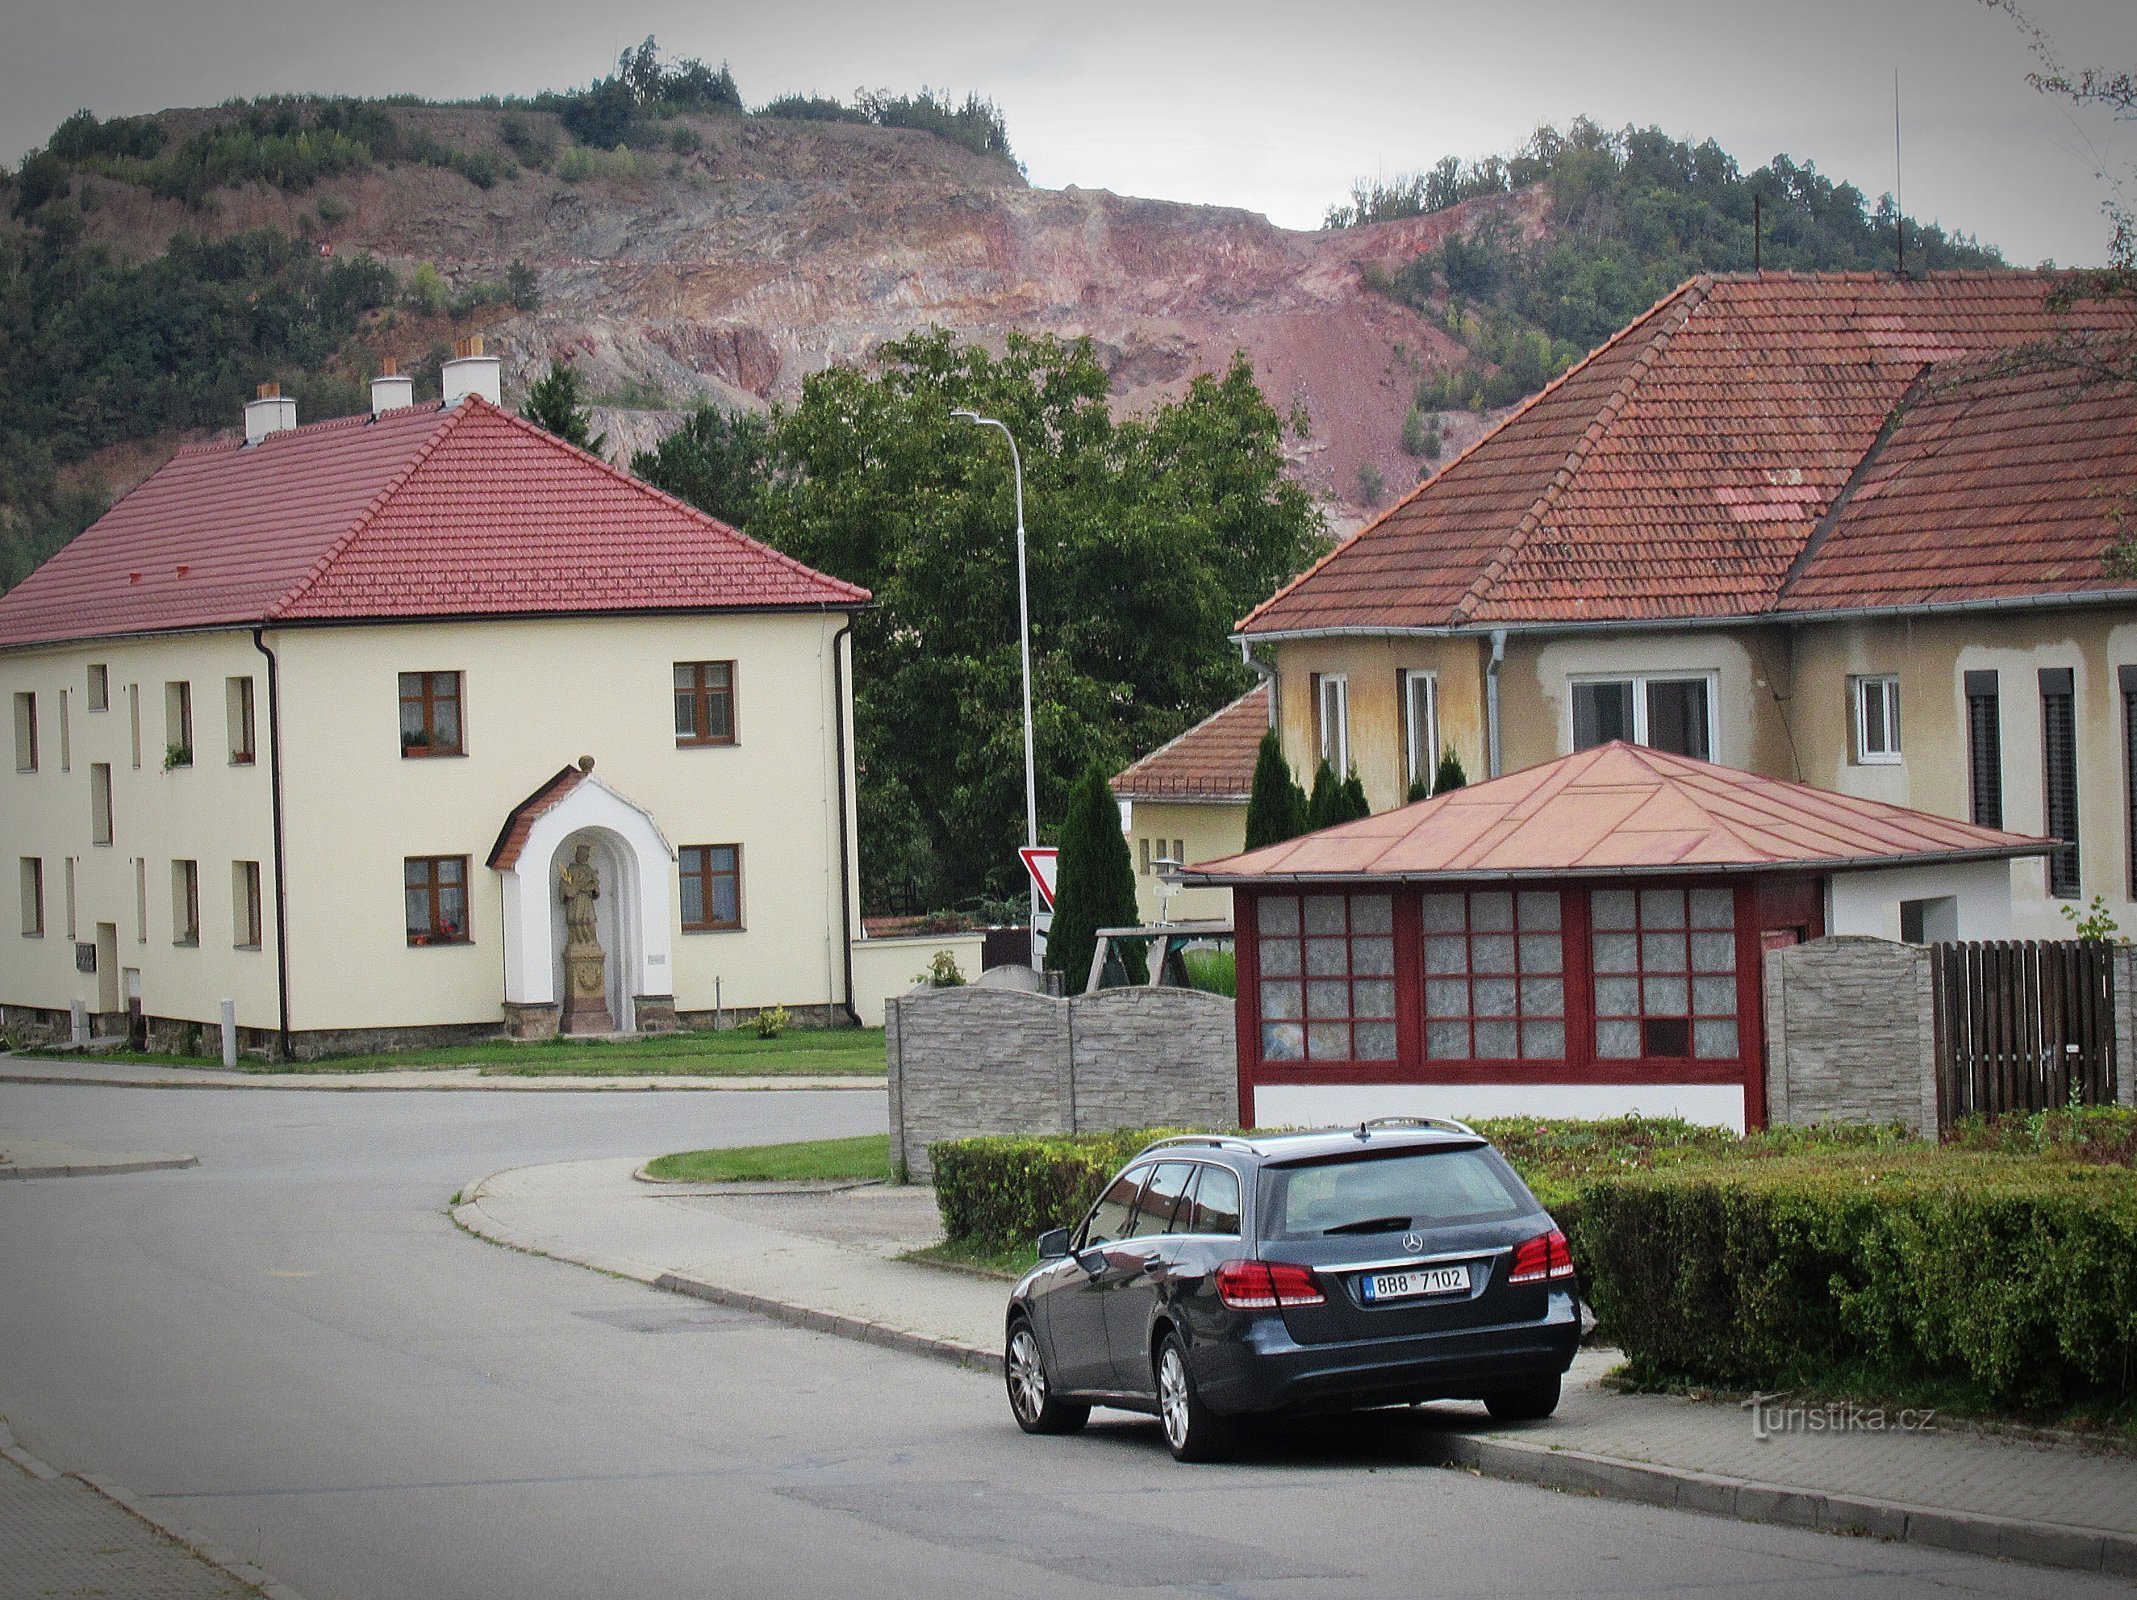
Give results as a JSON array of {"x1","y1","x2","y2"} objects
[
  {"x1": 1572, "y1": 1153, "x2": 2137, "y2": 1409},
  {"x1": 931, "y1": 1129, "x2": 1197, "y2": 1251}
]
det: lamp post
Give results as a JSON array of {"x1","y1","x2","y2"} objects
[{"x1": 951, "y1": 409, "x2": 1042, "y2": 968}]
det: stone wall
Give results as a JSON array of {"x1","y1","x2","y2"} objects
[
  {"x1": 2115, "y1": 946, "x2": 2137, "y2": 1109},
  {"x1": 1764, "y1": 936, "x2": 1939, "y2": 1133},
  {"x1": 886, "y1": 986, "x2": 1236, "y2": 1179}
]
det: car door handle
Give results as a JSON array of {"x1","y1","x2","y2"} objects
[{"x1": 1137, "y1": 1256, "x2": 1165, "y2": 1276}]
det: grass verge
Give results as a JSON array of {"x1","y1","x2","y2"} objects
[
  {"x1": 902, "y1": 1238, "x2": 1038, "y2": 1280},
  {"x1": 642, "y1": 1133, "x2": 892, "y2": 1183}
]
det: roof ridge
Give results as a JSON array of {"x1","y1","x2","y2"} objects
[
  {"x1": 1113, "y1": 682, "x2": 1267, "y2": 783},
  {"x1": 1450, "y1": 280, "x2": 1711, "y2": 624},
  {"x1": 480, "y1": 401, "x2": 870, "y2": 604},
  {"x1": 1237, "y1": 273, "x2": 1713, "y2": 637},
  {"x1": 1777, "y1": 365, "x2": 1944, "y2": 597},
  {"x1": 268, "y1": 402, "x2": 467, "y2": 619}
]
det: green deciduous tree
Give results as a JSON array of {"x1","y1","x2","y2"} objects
[
  {"x1": 1045, "y1": 756, "x2": 1142, "y2": 987},
  {"x1": 632, "y1": 402, "x2": 772, "y2": 529},
  {"x1": 520, "y1": 358, "x2": 606, "y2": 455},
  {"x1": 1244, "y1": 729, "x2": 1309, "y2": 849},
  {"x1": 749, "y1": 328, "x2": 1324, "y2": 909}
]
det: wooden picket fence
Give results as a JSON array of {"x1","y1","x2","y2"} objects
[{"x1": 1929, "y1": 940, "x2": 2118, "y2": 1123}]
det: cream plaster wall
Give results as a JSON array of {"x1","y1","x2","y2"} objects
[
  {"x1": 1123, "y1": 798, "x2": 1244, "y2": 925},
  {"x1": 1268, "y1": 636, "x2": 1487, "y2": 813},
  {"x1": 1, "y1": 634, "x2": 279, "y2": 1030},
  {"x1": 1254, "y1": 1081, "x2": 1750, "y2": 1133},
  {"x1": 1826, "y1": 859, "x2": 2015, "y2": 942},
  {"x1": 271, "y1": 612, "x2": 857, "y2": 1032}
]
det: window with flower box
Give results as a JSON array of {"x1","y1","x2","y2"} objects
[
  {"x1": 1421, "y1": 890, "x2": 1565, "y2": 1060},
  {"x1": 405, "y1": 855, "x2": 470, "y2": 945},
  {"x1": 1256, "y1": 892, "x2": 1397, "y2": 1062},
  {"x1": 1590, "y1": 886, "x2": 1738, "y2": 1060}
]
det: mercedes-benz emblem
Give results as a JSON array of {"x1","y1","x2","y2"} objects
[{"x1": 1401, "y1": 1232, "x2": 1424, "y2": 1255}]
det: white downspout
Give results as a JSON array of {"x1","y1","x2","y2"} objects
[
  {"x1": 1486, "y1": 629, "x2": 1507, "y2": 779},
  {"x1": 1239, "y1": 639, "x2": 1277, "y2": 727}
]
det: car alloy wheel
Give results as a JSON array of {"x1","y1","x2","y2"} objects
[
  {"x1": 1154, "y1": 1332, "x2": 1231, "y2": 1462},
  {"x1": 1005, "y1": 1320, "x2": 1088, "y2": 1435}
]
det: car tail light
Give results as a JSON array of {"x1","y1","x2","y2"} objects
[
  {"x1": 1507, "y1": 1227, "x2": 1575, "y2": 1285},
  {"x1": 1215, "y1": 1259, "x2": 1326, "y2": 1309}
]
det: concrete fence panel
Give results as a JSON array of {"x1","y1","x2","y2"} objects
[
  {"x1": 1064, "y1": 988, "x2": 1237, "y2": 1136},
  {"x1": 1765, "y1": 936, "x2": 1937, "y2": 1133}
]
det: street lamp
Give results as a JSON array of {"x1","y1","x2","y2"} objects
[{"x1": 951, "y1": 409, "x2": 1041, "y2": 968}]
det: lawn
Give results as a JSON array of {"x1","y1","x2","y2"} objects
[
  {"x1": 16, "y1": 1026, "x2": 887, "y2": 1077},
  {"x1": 642, "y1": 1133, "x2": 893, "y2": 1183}
]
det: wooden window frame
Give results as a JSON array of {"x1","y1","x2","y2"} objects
[
  {"x1": 12, "y1": 691, "x2": 35, "y2": 772},
  {"x1": 234, "y1": 860, "x2": 262, "y2": 950},
  {"x1": 90, "y1": 763, "x2": 113, "y2": 847},
  {"x1": 228, "y1": 676, "x2": 256, "y2": 766},
  {"x1": 2041, "y1": 667, "x2": 2080, "y2": 899},
  {"x1": 87, "y1": 664, "x2": 108, "y2": 713},
  {"x1": 1250, "y1": 890, "x2": 1398, "y2": 1065},
  {"x1": 1420, "y1": 889, "x2": 1570, "y2": 1063},
  {"x1": 679, "y1": 843, "x2": 744, "y2": 931},
  {"x1": 172, "y1": 859, "x2": 200, "y2": 946},
  {"x1": 398, "y1": 671, "x2": 465, "y2": 758},
  {"x1": 1590, "y1": 885, "x2": 1742, "y2": 1064},
  {"x1": 1965, "y1": 670, "x2": 2003, "y2": 829},
  {"x1": 404, "y1": 855, "x2": 472, "y2": 946},
  {"x1": 1310, "y1": 673, "x2": 1350, "y2": 776},
  {"x1": 1401, "y1": 669, "x2": 1439, "y2": 795},
  {"x1": 20, "y1": 857, "x2": 43, "y2": 937},
  {"x1": 2124, "y1": 666, "x2": 2137, "y2": 900},
  {"x1": 1851, "y1": 674, "x2": 1901, "y2": 765},
  {"x1": 164, "y1": 681, "x2": 193, "y2": 768},
  {"x1": 1569, "y1": 671, "x2": 1717, "y2": 759},
  {"x1": 674, "y1": 661, "x2": 739, "y2": 748}
]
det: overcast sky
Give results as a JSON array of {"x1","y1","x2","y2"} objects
[{"x1": 4, "y1": 0, "x2": 2129, "y2": 265}]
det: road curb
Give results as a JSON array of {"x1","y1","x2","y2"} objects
[
  {"x1": 0, "y1": 1154, "x2": 199, "y2": 1179},
  {"x1": 0, "y1": 1419, "x2": 308, "y2": 1599},
  {"x1": 653, "y1": 1271, "x2": 1002, "y2": 1376},
  {"x1": 1417, "y1": 1431, "x2": 2137, "y2": 1578},
  {"x1": 0, "y1": 1067, "x2": 882, "y2": 1094}
]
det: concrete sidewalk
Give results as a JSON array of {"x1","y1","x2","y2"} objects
[
  {"x1": 0, "y1": 1054, "x2": 880, "y2": 1093},
  {"x1": 457, "y1": 1156, "x2": 2137, "y2": 1580}
]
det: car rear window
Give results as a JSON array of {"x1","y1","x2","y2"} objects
[{"x1": 1258, "y1": 1147, "x2": 1531, "y2": 1240}]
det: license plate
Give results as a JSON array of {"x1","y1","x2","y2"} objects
[{"x1": 1360, "y1": 1263, "x2": 1470, "y2": 1303}]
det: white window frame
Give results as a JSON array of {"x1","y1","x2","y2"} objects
[
  {"x1": 1402, "y1": 670, "x2": 1440, "y2": 795},
  {"x1": 1567, "y1": 671, "x2": 1719, "y2": 759},
  {"x1": 1315, "y1": 673, "x2": 1351, "y2": 775},
  {"x1": 1852, "y1": 674, "x2": 1901, "y2": 765}
]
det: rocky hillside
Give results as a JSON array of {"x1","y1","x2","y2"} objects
[{"x1": 31, "y1": 102, "x2": 1541, "y2": 526}]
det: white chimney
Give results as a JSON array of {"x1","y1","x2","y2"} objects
[
  {"x1": 244, "y1": 382, "x2": 297, "y2": 444},
  {"x1": 370, "y1": 356, "x2": 414, "y2": 416},
  {"x1": 441, "y1": 335, "x2": 502, "y2": 407}
]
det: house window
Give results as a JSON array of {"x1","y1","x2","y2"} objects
[
  {"x1": 1401, "y1": 670, "x2": 1439, "y2": 796},
  {"x1": 90, "y1": 763, "x2": 113, "y2": 845},
  {"x1": 19, "y1": 858, "x2": 43, "y2": 937},
  {"x1": 1965, "y1": 670, "x2": 2003, "y2": 829},
  {"x1": 405, "y1": 856, "x2": 470, "y2": 944},
  {"x1": 1311, "y1": 674, "x2": 1350, "y2": 775},
  {"x1": 64, "y1": 858, "x2": 76, "y2": 940},
  {"x1": 674, "y1": 662, "x2": 737, "y2": 746},
  {"x1": 12, "y1": 692, "x2": 35, "y2": 771},
  {"x1": 135, "y1": 856, "x2": 147, "y2": 943},
  {"x1": 1422, "y1": 890, "x2": 1565, "y2": 1060},
  {"x1": 398, "y1": 671, "x2": 464, "y2": 757},
  {"x1": 679, "y1": 844, "x2": 742, "y2": 931},
  {"x1": 164, "y1": 681, "x2": 193, "y2": 767},
  {"x1": 127, "y1": 683, "x2": 140, "y2": 767},
  {"x1": 1255, "y1": 892, "x2": 1396, "y2": 1063},
  {"x1": 1139, "y1": 838, "x2": 1151, "y2": 876},
  {"x1": 1570, "y1": 674, "x2": 1713, "y2": 759},
  {"x1": 172, "y1": 860, "x2": 199, "y2": 945},
  {"x1": 57, "y1": 689, "x2": 69, "y2": 771},
  {"x1": 1592, "y1": 887, "x2": 1738, "y2": 1060},
  {"x1": 1852, "y1": 674, "x2": 1901, "y2": 764},
  {"x1": 227, "y1": 677, "x2": 256, "y2": 765},
  {"x1": 87, "y1": 663, "x2": 108, "y2": 712},
  {"x1": 2124, "y1": 667, "x2": 2137, "y2": 899},
  {"x1": 2041, "y1": 668, "x2": 2080, "y2": 898},
  {"x1": 233, "y1": 862, "x2": 263, "y2": 948}
]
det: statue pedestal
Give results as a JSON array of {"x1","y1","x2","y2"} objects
[{"x1": 560, "y1": 944, "x2": 615, "y2": 1034}]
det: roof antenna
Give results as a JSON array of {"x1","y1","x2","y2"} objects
[
  {"x1": 1753, "y1": 192, "x2": 1762, "y2": 274},
  {"x1": 1893, "y1": 68, "x2": 1906, "y2": 277}
]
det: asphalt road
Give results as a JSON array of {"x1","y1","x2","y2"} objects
[{"x1": 0, "y1": 1083, "x2": 2101, "y2": 1600}]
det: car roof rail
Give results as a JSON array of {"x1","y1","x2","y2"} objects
[
  {"x1": 1136, "y1": 1134, "x2": 1265, "y2": 1158},
  {"x1": 1354, "y1": 1116, "x2": 1479, "y2": 1140}
]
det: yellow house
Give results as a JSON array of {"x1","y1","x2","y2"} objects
[
  {"x1": 1235, "y1": 271, "x2": 2137, "y2": 945},
  {"x1": 1111, "y1": 684, "x2": 1266, "y2": 925},
  {"x1": 1, "y1": 353, "x2": 875, "y2": 1056}
]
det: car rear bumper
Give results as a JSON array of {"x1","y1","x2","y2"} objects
[{"x1": 1192, "y1": 1293, "x2": 1582, "y2": 1416}]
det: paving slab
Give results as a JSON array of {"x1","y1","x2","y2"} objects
[
  {"x1": 457, "y1": 1153, "x2": 2137, "y2": 1578},
  {"x1": 0, "y1": 1139, "x2": 199, "y2": 1178}
]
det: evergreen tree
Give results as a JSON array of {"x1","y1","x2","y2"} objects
[
  {"x1": 632, "y1": 401, "x2": 771, "y2": 529},
  {"x1": 1406, "y1": 774, "x2": 1431, "y2": 804},
  {"x1": 520, "y1": 358, "x2": 606, "y2": 455},
  {"x1": 1434, "y1": 744, "x2": 1470, "y2": 794},
  {"x1": 1045, "y1": 757, "x2": 1143, "y2": 988},
  {"x1": 1244, "y1": 730, "x2": 1309, "y2": 850},
  {"x1": 1307, "y1": 760, "x2": 1342, "y2": 831},
  {"x1": 1339, "y1": 771, "x2": 1370, "y2": 822}
]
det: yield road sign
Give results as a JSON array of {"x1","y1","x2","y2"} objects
[{"x1": 1019, "y1": 847, "x2": 1058, "y2": 909}]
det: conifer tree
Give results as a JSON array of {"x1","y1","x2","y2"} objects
[
  {"x1": 1045, "y1": 757, "x2": 1143, "y2": 987},
  {"x1": 1244, "y1": 730, "x2": 1309, "y2": 850},
  {"x1": 1308, "y1": 759, "x2": 1342, "y2": 831},
  {"x1": 1339, "y1": 770, "x2": 1370, "y2": 822},
  {"x1": 520, "y1": 358, "x2": 606, "y2": 455},
  {"x1": 1407, "y1": 774, "x2": 1431, "y2": 803},
  {"x1": 1434, "y1": 743, "x2": 1469, "y2": 794}
]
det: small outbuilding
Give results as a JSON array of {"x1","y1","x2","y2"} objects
[{"x1": 1178, "y1": 741, "x2": 2053, "y2": 1131}]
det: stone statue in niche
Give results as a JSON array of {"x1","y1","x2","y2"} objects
[{"x1": 558, "y1": 841, "x2": 614, "y2": 1033}]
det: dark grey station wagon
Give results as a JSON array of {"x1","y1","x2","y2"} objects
[{"x1": 1004, "y1": 1120, "x2": 1580, "y2": 1460}]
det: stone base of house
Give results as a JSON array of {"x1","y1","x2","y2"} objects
[
  {"x1": 632, "y1": 994, "x2": 680, "y2": 1033},
  {"x1": 674, "y1": 1001, "x2": 851, "y2": 1032},
  {"x1": 2, "y1": 1004, "x2": 70, "y2": 1045},
  {"x1": 500, "y1": 1001, "x2": 561, "y2": 1042}
]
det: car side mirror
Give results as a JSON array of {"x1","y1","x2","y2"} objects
[{"x1": 1036, "y1": 1227, "x2": 1072, "y2": 1260}]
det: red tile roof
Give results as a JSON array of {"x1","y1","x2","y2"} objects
[
  {"x1": 1112, "y1": 684, "x2": 1269, "y2": 802},
  {"x1": 1183, "y1": 741, "x2": 2052, "y2": 881},
  {"x1": 0, "y1": 398, "x2": 867, "y2": 649},
  {"x1": 488, "y1": 764, "x2": 589, "y2": 870},
  {"x1": 1239, "y1": 272, "x2": 2137, "y2": 635}
]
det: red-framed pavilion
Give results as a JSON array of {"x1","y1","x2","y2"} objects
[{"x1": 1179, "y1": 743, "x2": 2052, "y2": 1131}]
